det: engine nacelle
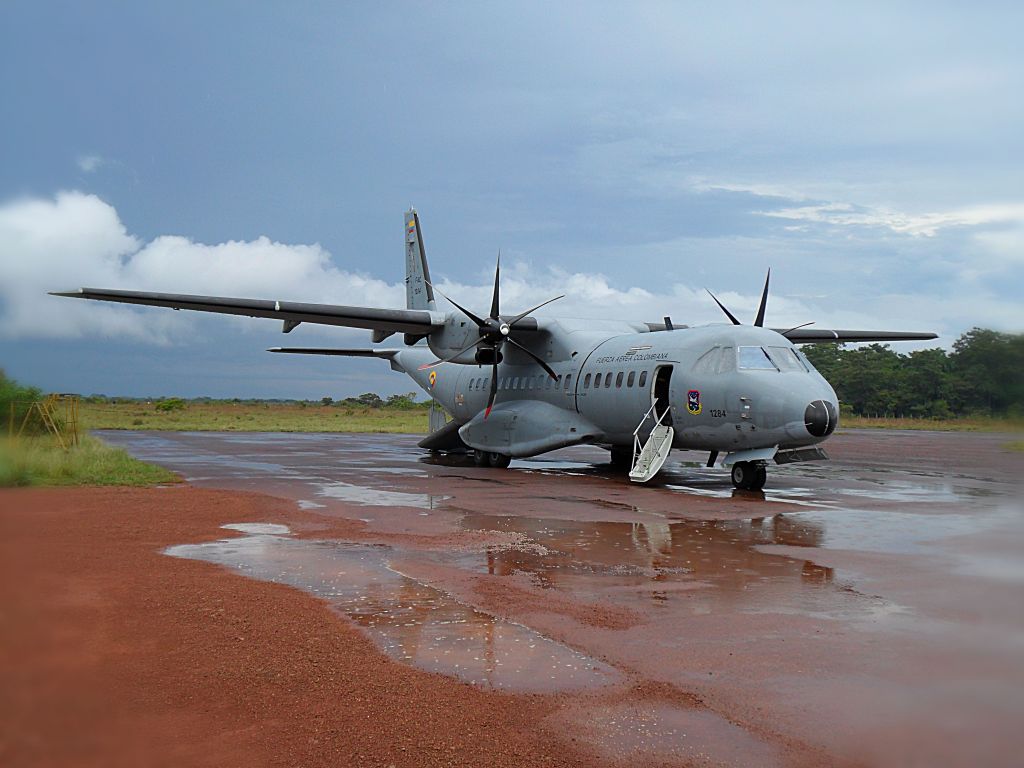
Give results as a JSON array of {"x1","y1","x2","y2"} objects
[{"x1": 475, "y1": 348, "x2": 503, "y2": 365}]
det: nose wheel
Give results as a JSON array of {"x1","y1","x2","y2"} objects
[
  {"x1": 474, "y1": 449, "x2": 512, "y2": 469},
  {"x1": 731, "y1": 461, "x2": 767, "y2": 491}
]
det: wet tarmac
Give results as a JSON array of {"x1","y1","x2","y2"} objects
[{"x1": 101, "y1": 429, "x2": 1024, "y2": 767}]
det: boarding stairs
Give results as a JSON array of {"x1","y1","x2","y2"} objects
[{"x1": 629, "y1": 404, "x2": 674, "y2": 483}]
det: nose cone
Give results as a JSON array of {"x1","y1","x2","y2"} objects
[{"x1": 805, "y1": 399, "x2": 838, "y2": 437}]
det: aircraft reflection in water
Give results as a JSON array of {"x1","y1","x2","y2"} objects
[
  {"x1": 470, "y1": 513, "x2": 835, "y2": 603},
  {"x1": 53, "y1": 209, "x2": 935, "y2": 490}
]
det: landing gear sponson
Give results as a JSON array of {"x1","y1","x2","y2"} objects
[{"x1": 731, "y1": 461, "x2": 767, "y2": 491}]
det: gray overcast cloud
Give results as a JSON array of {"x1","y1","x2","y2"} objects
[{"x1": 1, "y1": 2, "x2": 1021, "y2": 398}]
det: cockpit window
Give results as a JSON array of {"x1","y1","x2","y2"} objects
[
  {"x1": 693, "y1": 347, "x2": 722, "y2": 373},
  {"x1": 717, "y1": 346, "x2": 736, "y2": 373},
  {"x1": 738, "y1": 346, "x2": 778, "y2": 370},
  {"x1": 766, "y1": 346, "x2": 808, "y2": 372}
]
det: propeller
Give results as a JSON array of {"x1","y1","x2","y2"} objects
[
  {"x1": 707, "y1": 268, "x2": 772, "y2": 327},
  {"x1": 707, "y1": 269, "x2": 814, "y2": 339},
  {"x1": 420, "y1": 254, "x2": 564, "y2": 418}
]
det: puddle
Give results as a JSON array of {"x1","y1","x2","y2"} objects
[
  {"x1": 166, "y1": 528, "x2": 619, "y2": 693},
  {"x1": 557, "y1": 703, "x2": 782, "y2": 767},
  {"x1": 317, "y1": 481, "x2": 448, "y2": 510},
  {"x1": 221, "y1": 523, "x2": 291, "y2": 535}
]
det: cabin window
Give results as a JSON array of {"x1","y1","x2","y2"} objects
[
  {"x1": 604, "y1": 371, "x2": 612, "y2": 388},
  {"x1": 584, "y1": 373, "x2": 592, "y2": 388},
  {"x1": 615, "y1": 372, "x2": 624, "y2": 388},
  {"x1": 639, "y1": 370, "x2": 648, "y2": 388},
  {"x1": 627, "y1": 371, "x2": 635, "y2": 387},
  {"x1": 510, "y1": 376, "x2": 518, "y2": 389},
  {"x1": 526, "y1": 377, "x2": 533, "y2": 391},
  {"x1": 594, "y1": 372, "x2": 601, "y2": 388},
  {"x1": 738, "y1": 346, "x2": 778, "y2": 371},
  {"x1": 564, "y1": 374, "x2": 572, "y2": 390}
]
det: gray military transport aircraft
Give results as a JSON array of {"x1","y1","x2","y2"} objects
[{"x1": 53, "y1": 210, "x2": 936, "y2": 490}]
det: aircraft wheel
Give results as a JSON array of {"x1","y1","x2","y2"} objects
[
  {"x1": 731, "y1": 461, "x2": 752, "y2": 489},
  {"x1": 473, "y1": 449, "x2": 489, "y2": 467},
  {"x1": 488, "y1": 452, "x2": 512, "y2": 469},
  {"x1": 609, "y1": 446, "x2": 632, "y2": 469},
  {"x1": 731, "y1": 461, "x2": 767, "y2": 491}
]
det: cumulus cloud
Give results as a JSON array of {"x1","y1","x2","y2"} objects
[
  {"x1": 0, "y1": 191, "x2": 403, "y2": 342},
  {"x1": 1, "y1": 191, "x2": 1019, "y2": 353}
]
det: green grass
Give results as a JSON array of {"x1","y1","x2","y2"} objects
[
  {"x1": 841, "y1": 415, "x2": 1024, "y2": 433},
  {"x1": 1005, "y1": 441, "x2": 1024, "y2": 452},
  {"x1": 80, "y1": 401, "x2": 430, "y2": 433},
  {"x1": 0, "y1": 435, "x2": 179, "y2": 487}
]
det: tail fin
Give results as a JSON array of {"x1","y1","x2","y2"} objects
[{"x1": 405, "y1": 209, "x2": 436, "y2": 311}]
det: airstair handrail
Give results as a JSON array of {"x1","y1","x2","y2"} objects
[{"x1": 633, "y1": 402, "x2": 665, "y2": 437}]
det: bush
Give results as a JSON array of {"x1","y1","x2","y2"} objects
[
  {"x1": 154, "y1": 398, "x2": 186, "y2": 412},
  {"x1": 0, "y1": 370, "x2": 46, "y2": 435}
]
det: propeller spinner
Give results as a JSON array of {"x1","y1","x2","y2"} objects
[{"x1": 419, "y1": 255, "x2": 563, "y2": 418}]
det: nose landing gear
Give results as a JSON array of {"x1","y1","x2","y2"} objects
[
  {"x1": 474, "y1": 449, "x2": 512, "y2": 468},
  {"x1": 731, "y1": 461, "x2": 767, "y2": 491}
]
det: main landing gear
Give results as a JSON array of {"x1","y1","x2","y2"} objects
[
  {"x1": 474, "y1": 449, "x2": 512, "y2": 469},
  {"x1": 731, "y1": 461, "x2": 767, "y2": 491}
]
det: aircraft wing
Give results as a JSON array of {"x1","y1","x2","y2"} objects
[
  {"x1": 49, "y1": 288, "x2": 441, "y2": 335},
  {"x1": 775, "y1": 328, "x2": 938, "y2": 343},
  {"x1": 267, "y1": 347, "x2": 400, "y2": 358}
]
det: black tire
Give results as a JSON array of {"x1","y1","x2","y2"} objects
[
  {"x1": 731, "y1": 461, "x2": 751, "y2": 489},
  {"x1": 473, "y1": 449, "x2": 489, "y2": 467},
  {"x1": 609, "y1": 446, "x2": 632, "y2": 469},
  {"x1": 489, "y1": 452, "x2": 512, "y2": 469},
  {"x1": 752, "y1": 465, "x2": 767, "y2": 491}
]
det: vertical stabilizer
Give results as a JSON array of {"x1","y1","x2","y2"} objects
[{"x1": 405, "y1": 209, "x2": 436, "y2": 311}]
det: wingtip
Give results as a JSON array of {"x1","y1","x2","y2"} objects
[{"x1": 49, "y1": 288, "x2": 84, "y2": 297}]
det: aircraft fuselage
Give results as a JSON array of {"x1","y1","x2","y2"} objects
[{"x1": 398, "y1": 320, "x2": 838, "y2": 458}]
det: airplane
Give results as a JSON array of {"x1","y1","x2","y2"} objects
[{"x1": 52, "y1": 209, "x2": 936, "y2": 491}]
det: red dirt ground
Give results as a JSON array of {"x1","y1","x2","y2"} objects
[{"x1": 0, "y1": 486, "x2": 595, "y2": 768}]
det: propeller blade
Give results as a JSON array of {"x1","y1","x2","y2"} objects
[
  {"x1": 490, "y1": 252, "x2": 501, "y2": 319},
  {"x1": 780, "y1": 321, "x2": 815, "y2": 338},
  {"x1": 706, "y1": 289, "x2": 742, "y2": 325},
  {"x1": 754, "y1": 268, "x2": 771, "y2": 327},
  {"x1": 507, "y1": 294, "x2": 565, "y2": 327},
  {"x1": 505, "y1": 336, "x2": 558, "y2": 380},
  {"x1": 484, "y1": 361, "x2": 498, "y2": 419},
  {"x1": 417, "y1": 337, "x2": 482, "y2": 370},
  {"x1": 426, "y1": 281, "x2": 486, "y2": 327}
]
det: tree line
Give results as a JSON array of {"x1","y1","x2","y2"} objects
[{"x1": 801, "y1": 328, "x2": 1023, "y2": 419}]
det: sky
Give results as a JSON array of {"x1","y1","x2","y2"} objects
[{"x1": 1, "y1": 2, "x2": 1022, "y2": 399}]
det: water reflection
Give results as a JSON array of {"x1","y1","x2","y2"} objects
[
  {"x1": 166, "y1": 527, "x2": 619, "y2": 693},
  {"x1": 461, "y1": 513, "x2": 837, "y2": 610}
]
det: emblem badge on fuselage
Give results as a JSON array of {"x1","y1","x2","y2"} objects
[{"x1": 687, "y1": 389, "x2": 701, "y2": 415}]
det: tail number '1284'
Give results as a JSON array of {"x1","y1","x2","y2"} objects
[{"x1": 709, "y1": 409, "x2": 727, "y2": 418}]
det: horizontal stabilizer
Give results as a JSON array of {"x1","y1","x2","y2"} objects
[
  {"x1": 268, "y1": 347, "x2": 400, "y2": 358},
  {"x1": 776, "y1": 329, "x2": 938, "y2": 344},
  {"x1": 50, "y1": 288, "x2": 441, "y2": 336}
]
